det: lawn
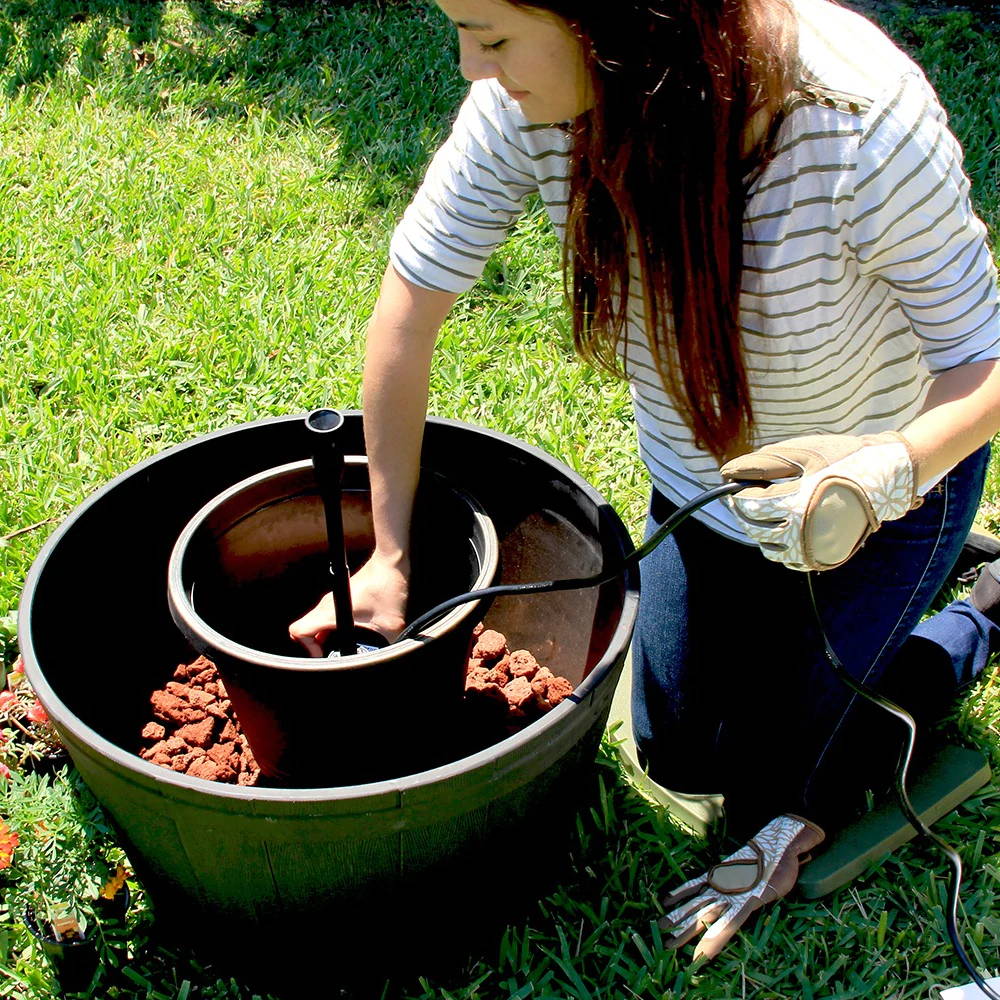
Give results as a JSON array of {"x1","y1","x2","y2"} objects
[{"x1": 1, "y1": 1, "x2": 999, "y2": 998}]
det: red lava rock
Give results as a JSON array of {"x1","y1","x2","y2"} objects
[
  {"x1": 502, "y1": 676, "x2": 534, "y2": 710},
  {"x1": 188, "y1": 756, "x2": 236, "y2": 782},
  {"x1": 465, "y1": 665, "x2": 492, "y2": 689},
  {"x1": 463, "y1": 626, "x2": 574, "y2": 736},
  {"x1": 472, "y1": 629, "x2": 507, "y2": 662},
  {"x1": 173, "y1": 655, "x2": 213, "y2": 681},
  {"x1": 485, "y1": 660, "x2": 511, "y2": 688},
  {"x1": 207, "y1": 742, "x2": 236, "y2": 766},
  {"x1": 533, "y1": 672, "x2": 574, "y2": 709},
  {"x1": 507, "y1": 650, "x2": 539, "y2": 679},
  {"x1": 176, "y1": 717, "x2": 215, "y2": 749},
  {"x1": 142, "y1": 629, "x2": 571, "y2": 787},
  {"x1": 545, "y1": 676, "x2": 574, "y2": 705},
  {"x1": 465, "y1": 666, "x2": 509, "y2": 705},
  {"x1": 150, "y1": 690, "x2": 207, "y2": 726},
  {"x1": 530, "y1": 667, "x2": 554, "y2": 690},
  {"x1": 139, "y1": 656, "x2": 259, "y2": 786},
  {"x1": 185, "y1": 688, "x2": 217, "y2": 709}
]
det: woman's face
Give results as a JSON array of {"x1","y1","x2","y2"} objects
[{"x1": 434, "y1": 0, "x2": 592, "y2": 124}]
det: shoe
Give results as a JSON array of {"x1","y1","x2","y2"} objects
[
  {"x1": 970, "y1": 557, "x2": 1000, "y2": 625},
  {"x1": 955, "y1": 525, "x2": 1000, "y2": 584}
]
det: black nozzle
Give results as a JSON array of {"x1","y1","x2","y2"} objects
[{"x1": 305, "y1": 408, "x2": 356, "y2": 656}]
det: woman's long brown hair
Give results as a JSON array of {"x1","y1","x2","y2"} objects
[{"x1": 509, "y1": 0, "x2": 797, "y2": 460}]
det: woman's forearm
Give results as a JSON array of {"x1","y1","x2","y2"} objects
[
  {"x1": 901, "y1": 358, "x2": 1000, "y2": 486},
  {"x1": 362, "y1": 265, "x2": 459, "y2": 569}
]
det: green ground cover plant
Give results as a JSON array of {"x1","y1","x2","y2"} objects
[{"x1": 0, "y1": 1, "x2": 998, "y2": 997}]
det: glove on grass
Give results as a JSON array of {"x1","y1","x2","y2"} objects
[{"x1": 660, "y1": 814, "x2": 825, "y2": 962}]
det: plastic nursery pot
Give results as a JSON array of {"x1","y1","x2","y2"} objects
[
  {"x1": 25, "y1": 907, "x2": 99, "y2": 995},
  {"x1": 95, "y1": 882, "x2": 131, "y2": 927},
  {"x1": 167, "y1": 457, "x2": 500, "y2": 785},
  {"x1": 19, "y1": 414, "x2": 639, "y2": 975}
]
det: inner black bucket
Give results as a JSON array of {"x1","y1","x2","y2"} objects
[{"x1": 167, "y1": 457, "x2": 499, "y2": 785}]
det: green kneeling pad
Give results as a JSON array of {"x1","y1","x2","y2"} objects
[{"x1": 606, "y1": 655, "x2": 991, "y2": 898}]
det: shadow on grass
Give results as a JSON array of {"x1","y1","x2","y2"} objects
[
  {"x1": 1, "y1": 0, "x2": 247, "y2": 91},
  {"x1": 0, "y1": 0, "x2": 464, "y2": 201}
]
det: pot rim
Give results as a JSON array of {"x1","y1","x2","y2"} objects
[
  {"x1": 19, "y1": 414, "x2": 640, "y2": 802},
  {"x1": 166, "y1": 457, "x2": 499, "y2": 672}
]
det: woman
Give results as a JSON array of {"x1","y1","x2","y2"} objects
[{"x1": 290, "y1": 0, "x2": 1000, "y2": 960}]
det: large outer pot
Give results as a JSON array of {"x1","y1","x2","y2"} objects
[{"x1": 19, "y1": 415, "x2": 639, "y2": 970}]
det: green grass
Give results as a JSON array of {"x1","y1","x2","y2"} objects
[{"x1": 0, "y1": 2, "x2": 998, "y2": 998}]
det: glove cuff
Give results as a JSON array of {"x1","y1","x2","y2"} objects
[{"x1": 861, "y1": 430, "x2": 920, "y2": 510}]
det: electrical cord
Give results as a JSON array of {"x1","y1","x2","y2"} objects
[
  {"x1": 396, "y1": 480, "x2": 997, "y2": 995},
  {"x1": 397, "y1": 480, "x2": 750, "y2": 642},
  {"x1": 806, "y1": 573, "x2": 1000, "y2": 1000}
]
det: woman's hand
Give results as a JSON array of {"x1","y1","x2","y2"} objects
[
  {"x1": 288, "y1": 555, "x2": 410, "y2": 657},
  {"x1": 720, "y1": 432, "x2": 918, "y2": 571}
]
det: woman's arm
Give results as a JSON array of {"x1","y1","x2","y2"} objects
[
  {"x1": 721, "y1": 357, "x2": 1000, "y2": 573},
  {"x1": 901, "y1": 358, "x2": 1000, "y2": 487},
  {"x1": 288, "y1": 265, "x2": 458, "y2": 655},
  {"x1": 363, "y1": 265, "x2": 460, "y2": 573}
]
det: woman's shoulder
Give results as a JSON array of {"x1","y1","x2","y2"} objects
[{"x1": 791, "y1": 0, "x2": 932, "y2": 116}]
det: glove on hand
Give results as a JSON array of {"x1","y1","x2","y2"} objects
[
  {"x1": 720, "y1": 432, "x2": 918, "y2": 571},
  {"x1": 659, "y1": 814, "x2": 825, "y2": 962}
]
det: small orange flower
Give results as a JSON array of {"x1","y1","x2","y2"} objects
[
  {"x1": 0, "y1": 691, "x2": 16, "y2": 712},
  {"x1": 26, "y1": 701, "x2": 49, "y2": 725},
  {"x1": 0, "y1": 821, "x2": 19, "y2": 869},
  {"x1": 99, "y1": 865, "x2": 131, "y2": 900},
  {"x1": 7, "y1": 657, "x2": 23, "y2": 690}
]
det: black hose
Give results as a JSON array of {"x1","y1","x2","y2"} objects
[{"x1": 396, "y1": 481, "x2": 751, "y2": 642}]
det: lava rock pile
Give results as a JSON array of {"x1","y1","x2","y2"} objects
[
  {"x1": 463, "y1": 625, "x2": 575, "y2": 730},
  {"x1": 138, "y1": 655, "x2": 261, "y2": 785}
]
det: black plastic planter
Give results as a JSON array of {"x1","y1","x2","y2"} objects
[
  {"x1": 19, "y1": 415, "x2": 639, "y2": 973},
  {"x1": 167, "y1": 457, "x2": 499, "y2": 784},
  {"x1": 25, "y1": 886, "x2": 130, "y2": 995},
  {"x1": 25, "y1": 908, "x2": 99, "y2": 995}
]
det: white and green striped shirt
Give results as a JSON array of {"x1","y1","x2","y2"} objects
[{"x1": 390, "y1": 0, "x2": 1000, "y2": 542}]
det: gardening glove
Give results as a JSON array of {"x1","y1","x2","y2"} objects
[
  {"x1": 720, "y1": 432, "x2": 919, "y2": 571},
  {"x1": 659, "y1": 814, "x2": 825, "y2": 962}
]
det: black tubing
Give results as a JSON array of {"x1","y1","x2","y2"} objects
[
  {"x1": 305, "y1": 409, "x2": 356, "y2": 656},
  {"x1": 398, "y1": 480, "x2": 753, "y2": 642}
]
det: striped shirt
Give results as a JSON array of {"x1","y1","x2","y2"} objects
[{"x1": 390, "y1": 0, "x2": 1000, "y2": 541}]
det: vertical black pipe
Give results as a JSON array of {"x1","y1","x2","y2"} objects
[{"x1": 305, "y1": 409, "x2": 356, "y2": 656}]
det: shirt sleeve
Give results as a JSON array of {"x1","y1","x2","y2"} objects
[
  {"x1": 389, "y1": 80, "x2": 540, "y2": 294},
  {"x1": 851, "y1": 71, "x2": 1000, "y2": 372}
]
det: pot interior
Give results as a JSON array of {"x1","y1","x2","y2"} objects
[{"x1": 183, "y1": 460, "x2": 490, "y2": 659}]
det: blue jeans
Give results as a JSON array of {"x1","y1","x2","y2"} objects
[{"x1": 631, "y1": 445, "x2": 995, "y2": 836}]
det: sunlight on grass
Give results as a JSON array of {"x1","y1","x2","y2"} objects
[{"x1": 0, "y1": 2, "x2": 998, "y2": 999}]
